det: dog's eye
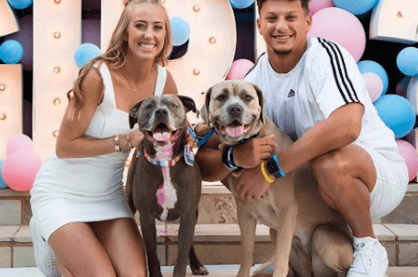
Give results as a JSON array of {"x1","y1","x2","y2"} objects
[
  {"x1": 244, "y1": 95, "x2": 253, "y2": 102},
  {"x1": 172, "y1": 103, "x2": 178, "y2": 109},
  {"x1": 216, "y1": 95, "x2": 225, "y2": 101},
  {"x1": 146, "y1": 104, "x2": 153, "y2": 109}
]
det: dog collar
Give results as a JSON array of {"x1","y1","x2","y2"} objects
[
  {"x1": 143, "y1": 149, "x2": 183, "y2": 167},
  {"x1": 187, "y1": 126, "x2": 216, "y2": 148},
  {"x1": 238, "y1": 132, "x2": 260, "y2": 145}
]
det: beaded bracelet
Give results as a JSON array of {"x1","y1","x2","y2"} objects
[
  {"x1": 114, "y1": 135, "x2": 121, "y2": 152},
  {"x1": 127, "y1": 134, "x2": 133, "y2": 149}
]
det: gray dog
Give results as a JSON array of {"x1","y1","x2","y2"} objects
[
  {"x1": 201, "y1": 80, "x2": 353, "y2": 277},
  {"x1": 126, "y1": 94, "x2": 209, "y2": 277}
]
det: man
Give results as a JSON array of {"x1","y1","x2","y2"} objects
[{"x1": 196, "y1": 0, "x2": 409, "y2": 276}]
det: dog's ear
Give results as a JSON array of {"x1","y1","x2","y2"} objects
[
  {"x1": 129, "y1": 100, "x2": 144, "y2": 129},
  {"x1": 200, "y1": 86, "x2": 213, "y2": 123},
  {"x1": 178, "y1": 95, "x2": 197, "y2": 115},
  {"x1": 252, "y1": 83, "x2": 265, "y2": 123}
]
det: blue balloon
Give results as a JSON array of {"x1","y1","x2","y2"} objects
[
  {"x1": 0, "y1": 161, "x2": 7, "y2": 190},
  {"x1": 74, "y1": 43, "x2": 102, "y2": 68},
  {"x1": 6, "y1": 0, "x2": 33, "y2": 9},
  {"x1": 397, "y1": 47, "x2": 418, "y2": 77},
  {"x1": 374, "y1": 94, "x2": 416, "y2": 139},
  {"x1": 170, "y1": 17, "x2": 190, "y2": 47},
  {"x1": 332, "y1": 0, "x2": 379, "y2": 15},
  {"x1": 0, "y1": 40, "x2": 24, "y2": 64},
  {"x1": 358, "y1": 60, "x2": 389, "y2": 95},
  {"x1": 229, "y1": 0, "x2": 254, "y2": 9}
]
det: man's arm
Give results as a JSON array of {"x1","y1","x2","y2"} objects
[
  {"x1": 195, "y1": 133, "x2": 277, "y2": 182},
  {"x1": 235, "y1": 102, "x2": 364, "y2": 200}
]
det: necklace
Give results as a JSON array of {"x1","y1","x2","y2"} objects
[{"x1": 123, "y1": 66, "x2": 152, "y2": 93}]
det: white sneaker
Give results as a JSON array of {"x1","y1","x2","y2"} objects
[
  {"x1": 347, "y1": 236, "x2": 388, "y2": 277},
  {"x1": 30, "y1": 218, "x2": 61, "y2": 277}
]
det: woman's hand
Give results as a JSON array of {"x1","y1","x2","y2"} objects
[{"x1": 120, "y1": 130, "x2": 144, "y2": 150}]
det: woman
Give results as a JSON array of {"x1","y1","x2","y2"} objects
[{"x1": 30, "y1": 1, "x2": 177, "y2": 276}]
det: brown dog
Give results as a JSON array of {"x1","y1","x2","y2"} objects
[{"x1": 200, "y1": 80, "x2": 353, "y2": 277}]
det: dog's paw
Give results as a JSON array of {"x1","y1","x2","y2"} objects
[{"x1": 191, "y1": 264, "x2": 209, "y2": 276}]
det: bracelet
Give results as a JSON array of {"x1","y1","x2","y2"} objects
[
  {"x1": 222, "y1": 145, "x2": 241, "y2": 171},
  {"x1": 127, "y1": 134, "x2": 133, "y2": 148},
  {"x1": 260, "y1": 162, "x2": 275, "y2": 184},
  {"x1": 114, "y1": 135, "x2": 121, "y2": 152},
  {"x1": 272, "y1": 155, "x2": 286, "y2": 177}
]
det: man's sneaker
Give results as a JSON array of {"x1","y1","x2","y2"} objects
[
  {"x1": 30, "y1": 218, "x2": 61, "y2": 277},
  {"x1": 347, "y1": 236, "x2": 388, "y2": 277}
]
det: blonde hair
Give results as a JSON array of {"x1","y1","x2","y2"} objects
[{"x1": 67, "y1": 0, "x2": 172, "y2": 116}]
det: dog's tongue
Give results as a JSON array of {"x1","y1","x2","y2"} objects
[
  {"x1": 226, "y1": 125, "x2": 245, "y2": 138},
  {"x1": 153, "y1": 131, "x2": 171, "y2": 141}
]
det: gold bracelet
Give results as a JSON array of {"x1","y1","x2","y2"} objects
[
  {"x1": 127, "y1": 134, "x2": 133, "y2": 148},
  {"x1": 260, "y1": 162, "x2": 274, "y2": 184},
  {"x1": 114, "y1": 135, "x2": 121, "y2": 152}
]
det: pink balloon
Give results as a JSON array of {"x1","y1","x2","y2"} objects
[
  {"x1": 396, "y1": 140, "x2": 418, "y2": 182},
  {"x1": 6, "y1": 134, "x2": 34, "y2": 157},
  {"x1": 363, "y1": 72, "x2": 384, "y2": 102},
  {"x1": 308, "y1": 7, "x2": 366, "y2": 62},
  {"x1": 226, "y1": 59, "x2": 255, "y2": 80},
  {"x1": 308, "y1": 0, "x2": 334, "y2": 15},
  {"x1": 2, "y1": 149, "x2": 42, "y2": 191}
]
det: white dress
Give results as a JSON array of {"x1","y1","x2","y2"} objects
[{"x1": 30, "y1": 62, "x2": 167, "y2": 241}]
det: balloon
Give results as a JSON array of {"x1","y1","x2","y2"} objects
[
  {"x1": 358, "y1": 60, "x2": 389, "y2": 102},
  {"x1": 2, "y1": 149, "x2": 42, "y2": 192},
  {"x1": 0, "y1": 161, "x2": 8, "y2": 190},
  {"x1": 374, "y1": 95, "x2": 416, "y2": 139},
  {"x1": 397, "y1": 47, "x2": 418, "y2": 77},
  {"x1": 229, "y1": 0, "x2": 254, "y2": 9},
  {"x1": 307, "y1": 7, "x2": 366, "y2": 62},
  {"x1": 0, "y1": 39, "x2": 24, "y2": 64},
  {"x1": 308, "y1": 0, "x2": 334, "y2": 15},
  {"x1": 6, "y1": 0, "x2": 33, "y2": 9},
  {"x1": 5, "y1": 15, "x2": 33, "y2": 71},
  {"x1": 170, "y1": 17, "x2": 190, "y2": 46},
  {"x1": 396, "y1": 140, "x2": 418, "y2": 182},
  {"x1": 74, "y1": 43, "x2": 102, "y2": 68},
  {"x1": 226, "y1": 59, "x2": 255, "y2": 80},
  {"x1": 332, "y1": 0, "x2": 379, "y2": 16},
  {"x1": 6, "y1": 134, "x2": 34, "y2": 157}
]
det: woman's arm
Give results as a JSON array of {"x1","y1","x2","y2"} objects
[{"x1": 55, "y1": 68, "x2": 142, "y2": 158}]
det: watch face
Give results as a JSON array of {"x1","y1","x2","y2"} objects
[
  {"x1": 267, "y1": 159, "x2": 282, "y2": 178},
  {"x1": 267, "y1": 159, "x2": 278, "y2": 174}
]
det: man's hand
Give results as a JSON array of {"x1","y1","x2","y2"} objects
[
  {"x1": 235, "y1": 166, "x2": 272, "y2": 201},
  {"x1": 233, "y1": 134, "x2": 277, "y2": 168}
]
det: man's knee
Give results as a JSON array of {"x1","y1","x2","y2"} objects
[{"x1": 311, "y1": 150, "x2": 350, "y2": 182}]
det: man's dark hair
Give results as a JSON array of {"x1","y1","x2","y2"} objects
[{"x1": 256, "y1": 0, "x2": 310, "y2": 14}]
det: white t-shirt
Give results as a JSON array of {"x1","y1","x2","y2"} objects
[{"x1": 244, "y1": 37, "x2": 401, "y2": 161}]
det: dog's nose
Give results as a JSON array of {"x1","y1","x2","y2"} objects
[
  {"x1": 227, "y1": 104, "x2": 243, "y2": 116},
  {"x1": 155, "y1": 108, "x2": 168, "y2": 118}
]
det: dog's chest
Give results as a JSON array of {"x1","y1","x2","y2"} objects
[
  {"x1": 155, "y1": 166, "x2": 178, "y2": 221},
  {"x1": 154, "y1": 144, "x2": 178, "y2": 221}
]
